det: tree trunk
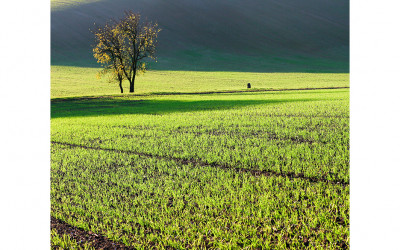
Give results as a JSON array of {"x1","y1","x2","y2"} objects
[
  {"x1": 119, "y1": 81, "x2": 123, "y2": 93},
  {"x1": 129, "y1": 72, "x2": 136, "y2": 93}
]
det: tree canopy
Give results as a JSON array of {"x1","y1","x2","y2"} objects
[{"x1": 93, "y1": 11, "x2": 160, "y2": 93}]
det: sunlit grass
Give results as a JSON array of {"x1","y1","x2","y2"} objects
[
  {"x1": 51, "y1": 88, "x2": 349, "y2": 248},
  {"x1": 51, "y1": 66, "x2": 349, "y2": 98}
]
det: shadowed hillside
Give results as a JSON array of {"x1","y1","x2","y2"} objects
[{"x1": 51, "y1": 0, "x2": 349, "y2": 72}]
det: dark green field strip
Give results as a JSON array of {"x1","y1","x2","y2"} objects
[
  {"x1": 51, "y1": 141, "x2": 348, "y2": 186},
  {"x1": 51, "y1": 216, "x2": 130, "y2": 249},
  {"x1": 51, "y1": 145, "x2": 349, "y2": 249},
  {"x1": 51, "y1": 86, "x2": 349, "y2": 103}
]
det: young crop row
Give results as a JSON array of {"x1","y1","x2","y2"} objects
[
  {"x1": 51, "y1": 144, "x2": 349, "y2": 249},
  {"x1": 51, "y1": 90, "x2": 349, "y2": 184}
]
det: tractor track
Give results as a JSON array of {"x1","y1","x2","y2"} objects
[{"x1": 51, "y1": 141, "x2": 349, "y2": 186}]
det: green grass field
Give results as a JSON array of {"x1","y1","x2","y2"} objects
[
  {"x1": 51, "y1": 68, "x2": 349, "y2": 248},
  {"x1": 51, "y1": 66, "x2": 349, "y2": 98}
]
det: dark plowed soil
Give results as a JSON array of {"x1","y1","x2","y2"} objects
[
  {"x1": 51, "y1": 216, "x2": 132, "y2": 249},
  {"x1": 52, "y1": 141, "x2": 349, "y2": 186}
]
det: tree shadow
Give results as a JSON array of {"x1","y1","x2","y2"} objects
[{"x1": 51, "y1": 97, "x2": 318, "y2": 118}]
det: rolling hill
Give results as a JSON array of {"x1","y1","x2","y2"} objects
[{"x1": 51, "y1": 0, "x2": 349, "y2": 72}]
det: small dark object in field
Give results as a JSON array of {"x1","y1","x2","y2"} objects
[{"x1": 247, "y1": 83, "x2": 251, "y2": 88}]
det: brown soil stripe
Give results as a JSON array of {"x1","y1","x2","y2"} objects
[
  {"x1": 51, "y1": 141, "x2": 349, "y2": 186},
  {"x1": 51, "y1": 86, "x2": 349, "y2": 102},
  {"x1": 122, "y1": 131, "x2": 317, "y2": 145},
  {"x1": 51, "y1": 216, "x2": 133, "y2": 249},
  {"x1": 257, "y1": 114, "x2": 350, "y2": 119}
]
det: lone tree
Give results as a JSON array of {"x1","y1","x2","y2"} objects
[
  {"x1": 93, "y1": 23, "x2": 125, "y2": 93},
  {"x1": 93, "y1": 11, "x2": 160, "y2": 93}
]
